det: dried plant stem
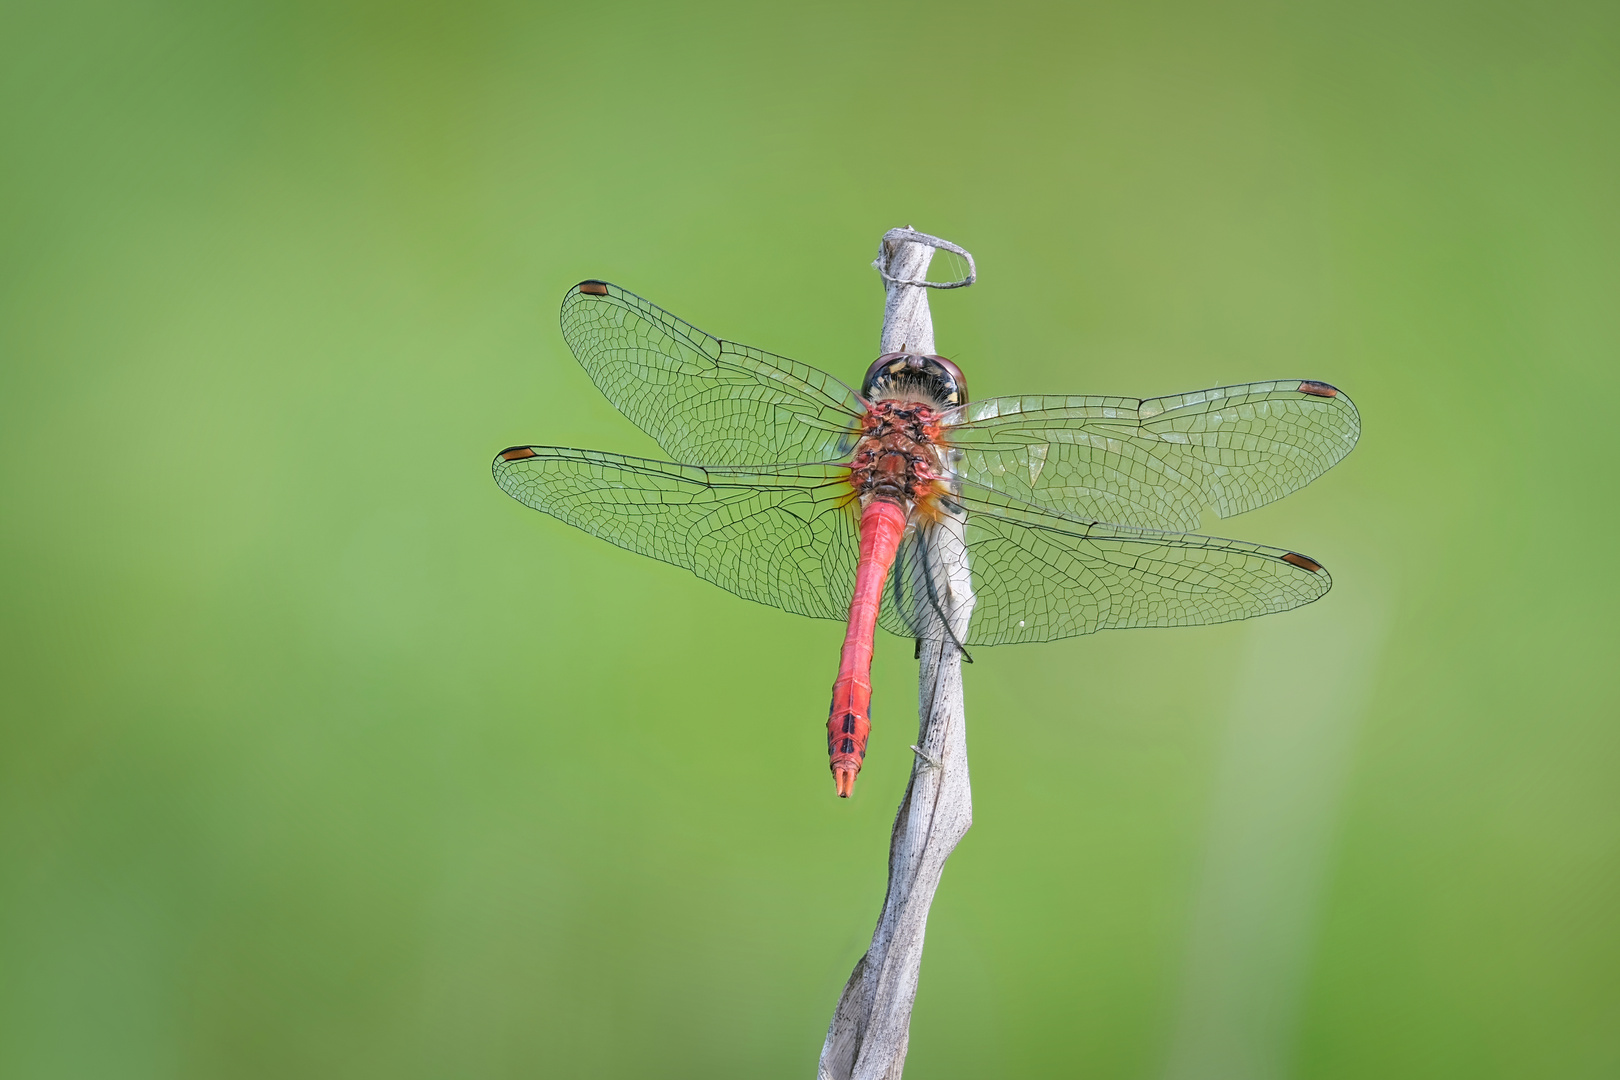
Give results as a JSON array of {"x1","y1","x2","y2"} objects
[{"x1": 817, "y1": 229, "x2": 977, "y2": 1080}]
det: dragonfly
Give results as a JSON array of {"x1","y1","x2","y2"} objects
[{"x1": 494, "y1": 281, "x2": 1359, "y2": 797}]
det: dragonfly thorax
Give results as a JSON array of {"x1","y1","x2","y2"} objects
[{"x1": 850, "y1": 400, "x2": 946, "y2": 511}]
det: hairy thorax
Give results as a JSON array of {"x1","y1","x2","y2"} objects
[{"x1": 849, "y1": 400, "x2": 949, "y2": 519}]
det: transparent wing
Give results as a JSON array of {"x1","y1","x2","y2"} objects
[
  {"x1": 881, "y1": 481, "x2": 1332, "y2": 646},
  {"x1": 947, "y1": 380, "x2": 1360, "y2": 530},
  {"x1": 493, "y1": 446, "x2": 859, "y2": 621},
  {"x1": 559, "y1": 281, "x2": 866, "y2": 465},
  {"x1": 493, "y1": 447, "x2": 1331, "y2": 649}
]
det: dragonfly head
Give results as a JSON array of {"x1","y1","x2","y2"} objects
[{"x1": 862, "y1": 353, "x2": 968, "y2": 410}]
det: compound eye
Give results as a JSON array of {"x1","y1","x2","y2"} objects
[
  {"x1": 927, "y1": 355, "x2": 968, "y2": 406},
  {"x1": 861, "y1": 352, "x2": 969, "y2": 406},
  {"x1": 863, "y1": 353, "x2": 908, "y2": 396}
]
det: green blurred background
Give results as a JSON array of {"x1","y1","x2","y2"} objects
[{"x1": 3, "y1": 1, "x2": 1616, "y2": 1076}]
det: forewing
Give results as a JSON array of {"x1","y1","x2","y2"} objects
[
  {"x1": 493, "y1": 446, "x2": 858, "y2": 621},
  {"x1": 880, "y1": 482, "x2": 1332, "y2": 646},
  {"x1": 948, "y1": 380, "x2": 1360, "y2": 530},
  {"x1": 560, "y1": 281, "x2": 866, "y2": 465}
]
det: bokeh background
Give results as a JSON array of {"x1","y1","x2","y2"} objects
[{"x1": 4, "y1": 2, "x2": 1617, "y2": 1077}]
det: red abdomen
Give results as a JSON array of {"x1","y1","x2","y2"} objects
[{"x1": 827, "y1": 498, "x2": 908, "y2": 797}]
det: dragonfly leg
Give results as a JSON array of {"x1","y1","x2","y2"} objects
[{"x1": 915, "y1": 526, "x2": 975, "y2": 663}]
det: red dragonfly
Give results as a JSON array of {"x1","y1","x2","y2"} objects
[{"x1": 494, "y1": 281, "x2": 1359, "y2": 797}]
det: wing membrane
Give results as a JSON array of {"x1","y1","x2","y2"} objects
[
  {"x1": 948, "y1": 380, "x2": 1360, "y2": 530},
  {"x1": 881, "y1": 481, "x2": 1332, "y2": 646},
  {"x1": 494, "y1": 448, "x2": 1331, "y2": 648},
  {"x1": 559, "y1": 282, "x2": 865, "y2": 465},
  {"x1": 493, "y1": 446, "x2": 859, "y2": 620}
]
